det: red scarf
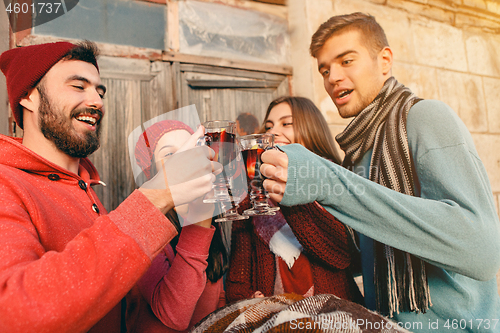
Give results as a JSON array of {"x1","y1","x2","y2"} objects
[{"x1": 252, "y1": 208, "x2": 314, "y2": 297}]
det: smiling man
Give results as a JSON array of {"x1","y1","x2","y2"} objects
[
  {"x1": 260, "y1": 12, "x2": 500, "y2": 332},
  {"x1": 0, "y1": 41, "x2": 217, "y2": 332},
  {"x1": 19, "y1": 43, "x2": 105, "y2": 173}
]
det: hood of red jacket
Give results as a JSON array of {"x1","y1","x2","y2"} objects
[{"x1": 0, "y1": 134, "x2": 101, "y2": 185}]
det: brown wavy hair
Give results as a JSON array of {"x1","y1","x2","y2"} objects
[
  {"x1": 310, "y1": 12, "x2": 389, "y2": 59},
  {"x1": 262, "y1": 96, "x2": 341, "y2": 164}
]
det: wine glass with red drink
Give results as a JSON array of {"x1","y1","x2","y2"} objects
[
  {"x1": 199, "y1": 120, "x2": 248, "y2": 222},
  {"x1": 239, "y1": 133, "x2": 280, "y2": 216}
]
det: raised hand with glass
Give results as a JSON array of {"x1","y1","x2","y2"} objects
[
  {"x1": 198, "y1": 120, "x2": 248, "y2": 222},
  {"x1": 239, "y1": 133, "x2": 280, "y2": 216}
]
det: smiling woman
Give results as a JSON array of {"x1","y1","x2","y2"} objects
[
  {"x1": 262, "y1": 96, "x2": 340, "y2": 163},
  {"x1": 225, "y1": 96, "x2": 362, "y2": 306},
  {"x1": 135, "y1": 120, "x2": 194, "y2": 180},
  {"x1": 153, "y1": 130, "x2": 192, "y2": 178},
  {"x1": 131, "y1": 119, "x2": 229, "y2": 332}
]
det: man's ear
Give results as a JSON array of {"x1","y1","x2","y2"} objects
[
  {"x1": 19, "y1": 87, "x2": 39, "y2": 113},
  {"x1": 379, "y1": 47, "x2": 393, "y2": 76}
]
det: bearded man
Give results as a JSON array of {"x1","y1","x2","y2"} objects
[{"x1": 0, "y1": 41, "x2": 217, "y2": 332}]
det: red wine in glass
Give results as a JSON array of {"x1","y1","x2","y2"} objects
[
  {"x1": 200, "y1": 120, "x2": 248, "y2": 222},
  {"x1": 242, "y1": 148, "x2": 267, "y2": 201},
  {"x1": 204, "y1": 130, "x2": 237, "y2": 178},
  {"x1": 239, "y1": 133, "x2": 280, "y2": 216}
]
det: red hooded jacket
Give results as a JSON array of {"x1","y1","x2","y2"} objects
[{"x1": 0, "y1": 134, "x2": 177, "y2": 332}]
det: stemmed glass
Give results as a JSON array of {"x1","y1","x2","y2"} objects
[
  {"x1": 198, "y1": 120, "x2": 248, "y2": 222},
  {"x1": 239, "y1": 133, "x2": 280, "y2": 216}
]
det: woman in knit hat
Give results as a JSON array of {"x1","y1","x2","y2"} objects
[
  {"x1": 131, "y1": 120, "x2": 227, "y2": 332},
  {"x1": 226, "y1": 96, "x2": 363, "y2": 304}
]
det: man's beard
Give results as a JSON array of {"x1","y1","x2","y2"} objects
[{"x1": 38, "y1": 87, "x2": 103, "y2": 158}]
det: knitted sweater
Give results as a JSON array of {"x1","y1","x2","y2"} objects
[
  {"x1": 0, "y1": 135, "x2": 178, "y2": 333},
  {"x1": 131, "y1": 224, "x2": 225, "y2": 332},
  {"x1": 226, "y1": 200, "x2": 362, "y2": 304},
  {"x1": 279, "y1": 100, "x2": 500, "y2": 332}
]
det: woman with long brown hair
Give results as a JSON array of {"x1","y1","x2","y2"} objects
[
  {"x1": 226, "y1": 96, "x2": 362, "y2": 304},
  {"x1": 261, "y1": 96, "x2": 341, "y2": 162}
]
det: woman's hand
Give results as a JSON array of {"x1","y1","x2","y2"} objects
[
  {"x1": 140, "y1": 126, "x2": 222, "y2": 214},
  {"x1": 185, "y1": 197, "x2": 215, "y2": 228}
]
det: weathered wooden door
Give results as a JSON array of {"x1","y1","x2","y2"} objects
[
  {"x1": 179, "y1": 64, "x2": 289, "y2": 125},
  {"x1": 89, "y1": 58, "x2": 289, "y2": 212}
]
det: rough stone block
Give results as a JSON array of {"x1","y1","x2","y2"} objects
[
  {"x1": 463, "y1": 0, "x2": 488, "y2": 10},
  {"x1": 328, "y1": 124, "x2": 348, "y2": 139},
  {"x1": 335, "y1": 0, "x2": 416, "y2": 62},
  {"x1": 483, "y1": 77, "x2": 500, "y2": 133},
  {"x1": 465, "y1": 32, "x2": 500, "y2": 77},
  {"x1": 407, "y1": 0, "x2": 429, "y2": 4},
  {"x1": 331, "y1": 0, "x2": 389, "y2": 30},
  {"x1": 471, "y1": 134, "x2": 500, "y2": 192},
  {"x1": 392, "y1": 63, "x2": 440, "y2": 100},
  {"x1": 412, "y1": 18, "x2": 468, "y2": 71},
  {"x1": 333, "y1": 0, "x2": 374, "y2": 14},
  {"x1": 428, "y1": 0, "x2": 462, "y2": 9},
  {"x1": 437, "y1": 70, "x2": 488, "y2": 132},
  {"x1": 329, "y1": 124, "x2": 347, "y2": 160},
  {"x1": 377, "y1": 12, "x2": 416, "y2": 63},
  {"x1": 387, "y1": 0, "x2": 455, "y2": 24},
  {"x1": 308, "y1": 0, "x2": 336, "y2": 32},
  {"x1": 455, "y1": 13, "x2": 500, "y2": 31},
  {"x1": 289, "y1": 0, "x2": 325, "y2": 98},
  {"x1": 495, "y1": 194, "x2": 499, "y2": 216},
  {"x1": 497, "y1": 195, "x2": 500, "y2": 221},
  {"x1": 486, "y1": 1, "x2": 500, "y2": 15}
]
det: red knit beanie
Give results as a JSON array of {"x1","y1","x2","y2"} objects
[
  {"x1": 0, "y1": 42, "x2": 86, "y2": 129},
  {"x1": 135, "y1": 120, "x2": 195, "y2": 179}
]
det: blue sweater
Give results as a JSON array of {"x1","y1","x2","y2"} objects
[{"x1": 279, "y1": 100, "x2": 500, "y2": 332}]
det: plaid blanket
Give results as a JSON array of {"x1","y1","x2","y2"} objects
[{"x1": 190, "y1": 293, "x2": 413, "y2": 332}]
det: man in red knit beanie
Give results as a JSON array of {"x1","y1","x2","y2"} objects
[{"x1": 0, "y1": 41, "x2": 219, "y2": 332}]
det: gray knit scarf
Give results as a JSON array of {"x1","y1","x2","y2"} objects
[{"x1": 336, "y1": 77, "x2": 431, "y2": 317}]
